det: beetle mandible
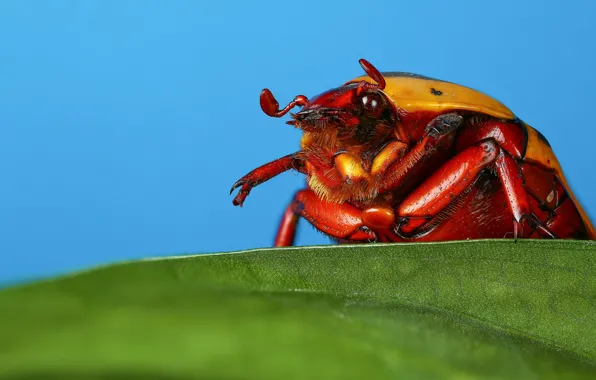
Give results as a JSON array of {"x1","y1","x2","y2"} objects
[{"x1": 230, "y1": 58, "x2": 596, "y2": 246}]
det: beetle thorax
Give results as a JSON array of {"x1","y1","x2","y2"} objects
[{"x1": 297, "y1": 123, "x2": 400, "y2": 204}]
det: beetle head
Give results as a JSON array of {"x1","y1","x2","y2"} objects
[
  {"x1": 259, "y1": 59, "x2": 401, "y2": 204},
  {"x1": 260, "y1": 59, "x2": 398, "y2": 146}
]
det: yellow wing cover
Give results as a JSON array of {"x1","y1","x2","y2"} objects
[{"x1": 350, "y1": 72, "x2": 515, "y2": 120}]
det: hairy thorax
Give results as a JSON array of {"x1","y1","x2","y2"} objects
[{"x1": 298, "y1": 130, "x2": 397, "y2": 204}]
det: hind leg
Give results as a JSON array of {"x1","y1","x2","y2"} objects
[{"x1": 526, "y1": 198, "x2": 588, "y2": 239}]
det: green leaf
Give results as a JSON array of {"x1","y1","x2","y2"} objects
[{"x1": 1, "y1": 239, "x2": 596, "y2": 379}]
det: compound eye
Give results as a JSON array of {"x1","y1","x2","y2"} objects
[{"x1": 360, "y1": 92, "x2": 383, "y2": 116}]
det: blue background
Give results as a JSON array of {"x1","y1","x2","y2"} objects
[{"x1": 1, "y1": 1, "x2": 595, "y2": 283}]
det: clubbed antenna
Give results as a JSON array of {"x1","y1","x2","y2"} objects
[
  {"x1": 260, "y1": 89, "x2": 309, "y2": 118},
  {"x1": 359, "y1": 58, "x2": 386, "y2": 90}
]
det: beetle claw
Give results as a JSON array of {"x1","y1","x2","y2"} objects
[
  {"x1": 230, "y1": 180, "x2": 246, "y2": 195},
  {"x1": 230, "y1": 179, "x2": 255, "y2": 206},
  {"x1": 519, "y1": 213, "x2": 556, "y2": 239}
]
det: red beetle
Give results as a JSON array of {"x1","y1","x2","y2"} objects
[{"x1": 231, "y1": 59, "x2": 596, "y2": 246}]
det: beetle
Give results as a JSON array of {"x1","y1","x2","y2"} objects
[{"x1": 230, "y1": 58, "x2": 596, "y2": 246}]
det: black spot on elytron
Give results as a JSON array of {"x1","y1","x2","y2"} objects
[
  {"x1": 536, "y1": 129, "x2": 552, "y2": 147},
  {"x1": 430, "y1": 88, "x2": 443, "y2": 96}
]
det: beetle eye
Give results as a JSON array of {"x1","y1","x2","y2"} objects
[
  {"x1": 360, "y1": 92, "x2": 383, "y2": 116},
  {"x1": 361, "y1": 96, "x2": 377, "y2": 108}
]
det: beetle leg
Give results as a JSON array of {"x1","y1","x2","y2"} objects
[
  {"x1": 395, "y1": 139, "x2": 555, "y2": 239},
  {"x1": 274, "y1": 202, "x2": 301, "y2": 247},
  {"x1": 452, "y1": 119, "x2": 555, "y2": 239},
  {"x1": 231, "y1": 153, "x2": 305, "y2": 206},
  {"x1": 274, "y1": 189, "x2": 376, "y2": 247},
  {"x1": 378, "y1": 113, "x2": 464, "y2": 193},
  {"x1": 543, "y1": 197, "x2": 585, "y2": 239},
  {"x1": 397, "y1": 139, "x2": 499, "y2": 234},
  {"x1": 370, "y1": 141, "x2": 409, "y2": 175},
  {"x1": 361, "y1": 206, "x2": 403, "y2": 242},
  {"x1": 495, "y1": 150, "x2": 555, "y2": 239},
  {"x1": 424, "y1": 113, "x2": 466, "y2": 138}
]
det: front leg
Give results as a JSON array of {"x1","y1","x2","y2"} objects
[
  {"x1": 274, "y1": 189, "x2": 376, "y2": 247},
  {"x1": 377, "y1": 113, "x2": 464, "y2": 193},
  {"x1": 230, "y1": 153, "x2": 304, "y2": 206}
]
